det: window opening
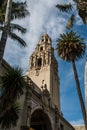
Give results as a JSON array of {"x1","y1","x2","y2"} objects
[
  {"x1": 40, "y1": 46, "x2": 43, "y2": 51},
  {"x1": 46, "y1": 38, "x2": 48, "y2": 42},
  {"x1": 42, "y1": 39, "x2": 44, "y2": 42},
  {"x1": 60, "y1": 124, "x2": 64, "y2": 130},
  {"x1": 37, "y1": 58, "x2": 42, "y2": 67}
]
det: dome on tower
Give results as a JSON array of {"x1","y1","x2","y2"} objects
[{"x1": 38, "y1": 33, "x2": 52, "y2": 45}]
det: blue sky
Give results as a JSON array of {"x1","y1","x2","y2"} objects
[{"x1": 3, "y1": 0, "x2": 87, "y2": 126}]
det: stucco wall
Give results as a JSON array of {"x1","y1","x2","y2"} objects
[{"x1": 74, "y1": 125, "x2": 85, "y2": 130}]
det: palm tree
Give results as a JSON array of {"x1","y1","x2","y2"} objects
[
  {"x1": 0, "y1": 103, "x2": 20, "y2": 129},
  {"x1": 0, "y1": 67, "x2": 27, "y2": 128},
  {"x1": 75, "y1": 0, "x2": 87, "y2": 24},
  {"x1": 0, "y1": 1, "x2": 29, "y2": 24},
  {"x1": 56, "y1": 31, "x2": 87, "y2": 130},
  {"x1": 0, "y1": 0, "x2": 29, "y2": 65},
  {"x1": 56, "y1": 0, "x2": 87, "y2": 28}
]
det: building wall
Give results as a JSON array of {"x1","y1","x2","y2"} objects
[
  {"x1": 28, "y1": 66, "x2": 50, "y2": 91},
  {"x1": 74, "y1": 126, "x2": 85, "y2": 130},
  {"x1": 50, "y1": 66, "x2": 60, "y2": 110},
  {"x1": 27, "y1": 34, "x2": 60, "y2": 109},
  {"x1": 0, "y1": 34, "x2": 75, "y2": 130},
  {"x1": 59, "y1": 119, "x2": 74, "y2": 130}
]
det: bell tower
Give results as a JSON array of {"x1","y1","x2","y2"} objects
[{"x1": 26, "y1": 34, "x2": 60, "y2": 110}]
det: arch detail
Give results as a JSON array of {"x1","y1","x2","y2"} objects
[{"x1": 31, "y1": 107, "x2": 53, "y2": 130}]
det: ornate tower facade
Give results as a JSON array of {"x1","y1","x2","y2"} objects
[{"x1": 26, "y1": 34, "x2": 60, "y2": 110}]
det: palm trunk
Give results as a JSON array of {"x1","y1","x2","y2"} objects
[
  {"x1": 72, "y1": 60, "x2": 87, "y2": 130},
  {"x1": 0, "y1": 0, "x2": 12, "y2": 65}
]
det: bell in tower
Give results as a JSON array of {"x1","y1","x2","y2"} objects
[{"x1": 26, "y1": 34, "x2": 60, "y2": 110}]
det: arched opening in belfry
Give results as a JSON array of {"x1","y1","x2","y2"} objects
[
  {"x1": 40, "y1": 46, "x2": 43, "y2": 51},
  {"x1": 37, "y1": 58, "x2": 42, "y2": 67},
  {"x1": 31, "y1": 109, "x2": 52, "y2": 130}
]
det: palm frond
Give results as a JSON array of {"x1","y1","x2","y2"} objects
[
  {"x1": 56, "y1": 3, "x2": 73, "y2": 12},
  {"x1": 9, "y1": 32, "x2": 27, "y2": 47},
  {"x1": 13, "y1": 102, "x2": 21, "y2": 113},
  {"x1": 0, "y1": 67, "x2": 27, "y2": 103},
  {"x1": 11, "y1": 1, "x2": 29, "y2": 20},
  {"x1": 77, "y1": 1, "x2": 87, "y2": 24},
  {"x1": 66, "y1": 14, "x2": 75, "y2": 29},
  {"x1": 56, "y1": 31, "x2": 86, "y2": 62},
  {"x1": 10, "y1": 23, "x2": 26, "y2": 34},
  {"x1": 0, "y1": 102, "x2": 20, "y2": 129},
  {"x1": 0, "y1": 1, "x2": 29, "y2": 23}
]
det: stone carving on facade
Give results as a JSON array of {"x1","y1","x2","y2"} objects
[
  {"x1": 40, "y1": 80, "x2": 51, "y2": 111},
  {"x1": 28, "y1": 33, "x2": 58, "y2": 74},
  {"x1": 23, "y1": 76, "x2": 34, "y2": 128},
  {"x1": 25, "y1": 34, "x2": 75, "y2": 130},
  {"x1": 0, "y1": 35, "x2": 76, "y2": 130}
]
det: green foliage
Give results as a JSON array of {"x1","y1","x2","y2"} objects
[
  {"x1": 77, "y1": 1, "x2": 87, "y2": 24},
  {"x1": 10, "y1": 23, "x2": 26, "y2": 34},
  {"x1": 0, "y1": 1, "x2": 29, "y2": 128},
  {"x1": 0, "y1": 67, "x2": 26, "y2": 101},
  {"x1": 0, "y1": 103, "x2": 20, "y2": 129},
  {"x1": 56, "y1": 0, "x2": 87, "y2": 27},
  {"x1": 0, "y1": 1, "x2": 29, "y2": 24},
  {"x1": 9, "y1": 32, "x2": 27, "y2": 47},
  {"x1": 56, "y1": 3, "x2": 74, "y2": 29},
  {"x1": 11, "y1": 1, "x2": 29, "y2": 20},
  {"x1": 56, "y1": 31, "x2": 86, "y2": 62},
  {"x1": 77, "y1": 1, "x2": 87, "y2": 12},
  {"x1": 0, "y1": 1, "x2": 28, "y2": 47},
  {"x1": 0, "y1": 67, "x2": 26, "y2": 111},
  {"x1": 0, "y1": 24, "x2": 27, "y2": 47},
  {"x1": 66, "y1": 14, "x2": 75, "y2": 29},
  {"x1": 56, "y1": 3, "x2": 73, "y2": 12},
  {"x1": 0, "y1": 67, "x2": 27, "y2": 129}
]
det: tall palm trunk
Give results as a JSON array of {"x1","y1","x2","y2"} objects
[
  {"x1": 0, "y1": 0, "x2": 12, "y2": 65},
  {"x1": 72, "y1": 60, "x2": 87, "y2": 130}
]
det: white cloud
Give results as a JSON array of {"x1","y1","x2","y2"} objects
[
  {"x1": 70, "y1": 119, "x2": 84, "y2": 126},
  {"x1": 4, "y1": 0, "x2": 66, "y2": 70}
]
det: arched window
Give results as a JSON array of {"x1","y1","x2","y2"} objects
[
  {"x1": 46, "y1": 38, "x2": 48, "y2": 42},
  {"x1": 37, "y1": 58, "x2": 42, "y2": 67},
  {"x1": 40, "y1": 46, "x2": 43, "y2": 51},
  {"x1": 41, "y1": 39, "x2": 44, "y2": 42}
]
